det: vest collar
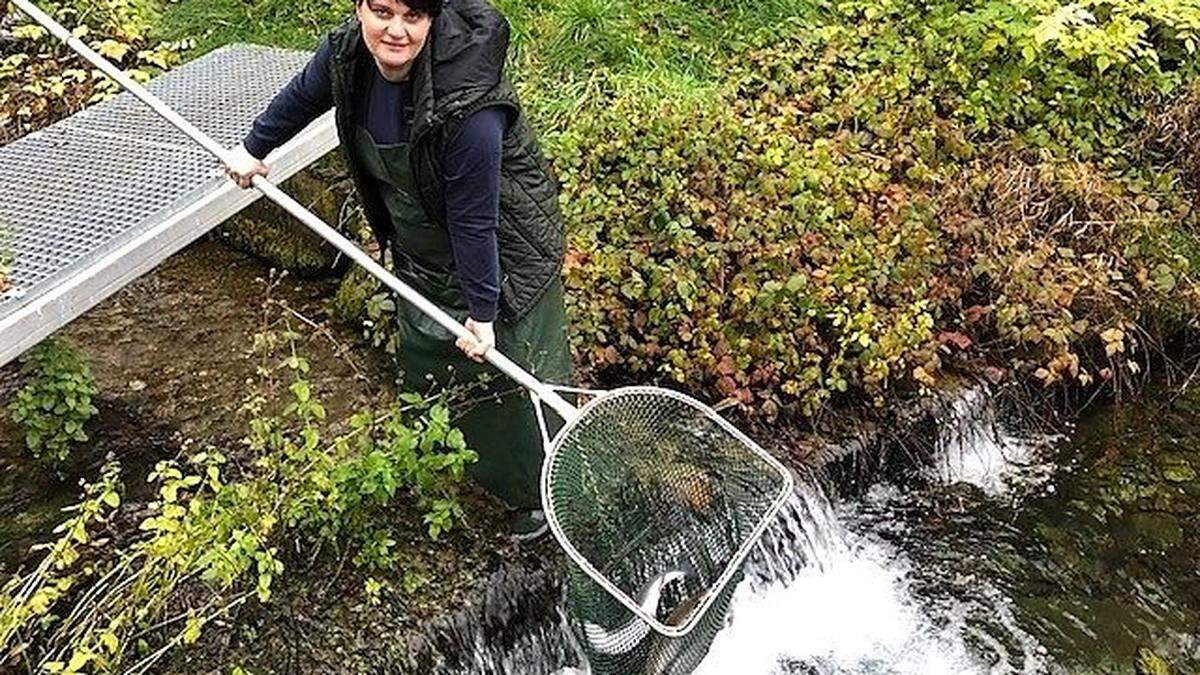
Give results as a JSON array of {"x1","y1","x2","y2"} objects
[{"x1": 329, "y1": 1, "x2": 509, "y2": 140}]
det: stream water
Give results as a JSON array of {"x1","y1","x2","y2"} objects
[
  {"x1": 3, "y1": 254, "x2": 1197, "y2": 674},
  {"x1": 444, "y1": 384, "x2": 1200, "y2": 674}
]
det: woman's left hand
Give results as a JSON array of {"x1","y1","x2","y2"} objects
[{"x1": 456, "y1": 318, "x2": 495, "y2": 363}]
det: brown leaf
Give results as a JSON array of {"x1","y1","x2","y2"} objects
[
  {"x1": 563, "y1": 248, "x2": 589, "y2": 273},
  {"x1": 603, "y1": 345, "x2": 619, "y2": 364},
  {"x1": 937, "y1": 331, "x2": 973, "y2": 350},
  {"x1": 963, "y1": 305, "x2": 992, "y2": 323},
  {"x1": 717, "y1": 376, "x2": 738, "y2": 396}
]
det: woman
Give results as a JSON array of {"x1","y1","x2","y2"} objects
[{"x1": 224, "y1": 0, "x2": 573, "y2": 542}]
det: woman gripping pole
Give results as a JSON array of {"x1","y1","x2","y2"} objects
[{"x1": 225, "y1": 0, "x2": 573, "y2": 543}]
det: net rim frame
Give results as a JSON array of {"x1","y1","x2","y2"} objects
[{"x1": 539, "y1": 385, "x2": 795, "y2": 639}]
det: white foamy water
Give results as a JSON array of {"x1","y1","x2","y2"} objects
[
  {"x1": 694, "y1": 388, "x2": 1057, "y2": 675},
  {"x1": 927, "y1": 386, "x2": 1057, "y2": 496},
  {"x1": 695, "y1": 486, "x2": 985, "y2": 675}
]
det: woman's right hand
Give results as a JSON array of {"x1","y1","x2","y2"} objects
[{"x1": 224, "y1": 143, "x2": 270, "y2": 189}]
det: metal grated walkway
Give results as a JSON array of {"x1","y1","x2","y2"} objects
[{"x1": 0, "y1": 43, "x2": 337, "y2": 367}]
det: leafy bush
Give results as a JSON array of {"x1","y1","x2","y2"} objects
[
  {"x1": 0, "y1": 460, "x2": 122, "y2": 670},
  {"x1": 253, "y1": 352, "x2": 477, "y2": 567},
  {"x1": 551, "y1": 1, "x2": 1200, "y2": 417},
  {"x1": 0, "y1": 323, "x2": 476, "y2": 672},
  {"x1": 1, "y1": 0, "x2": 190, "y2": 143},
  {"x1": 7, "y1": 338, "x2": 99, "y2": 465},
  {"x1": 903, "y1": 0, "x2": 1200, "y2": 156}
]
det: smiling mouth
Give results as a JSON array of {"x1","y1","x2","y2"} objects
[{"x1": 382, "y1": 42, "x2": 407, "y2": 49}]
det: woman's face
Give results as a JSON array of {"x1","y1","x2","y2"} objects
[{"x1": 355, "y1": 0, "x2": 433, "y2": 78}]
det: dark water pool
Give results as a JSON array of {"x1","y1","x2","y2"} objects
[{"x1": 865, "y1": 386, "x2": 1200, "y2": 673}]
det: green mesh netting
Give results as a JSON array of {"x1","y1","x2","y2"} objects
[{"x1": 542, "y1": 387, "x2": 792, "y2": 674}]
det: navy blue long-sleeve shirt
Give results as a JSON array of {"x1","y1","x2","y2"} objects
[{"x1": 243, "y1": 38, "x2": 504, "y2": 323}]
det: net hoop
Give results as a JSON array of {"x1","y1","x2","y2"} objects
[{"x1": 539, "y1": 385, "x2": 795, "y2": 638}]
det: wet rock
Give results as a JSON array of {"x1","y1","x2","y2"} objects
[
  {"x1": 1124, "y1": 512, "x2": 1184, "y2": 551},
  {"x1": 217, "y1": 154, "x2": 357, "y2": 277}
]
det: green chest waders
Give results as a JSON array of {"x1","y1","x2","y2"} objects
[{"x1": 348, "y1": 125, "x2": 574, "y2": 510}]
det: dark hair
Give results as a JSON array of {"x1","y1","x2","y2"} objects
[{"x1": 355, "y1": 0, "x2": 443, "y2": 16}]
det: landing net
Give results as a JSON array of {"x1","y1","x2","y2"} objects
[{"x1": 541, "y1": 387, "x2": 793, "y2": 673}]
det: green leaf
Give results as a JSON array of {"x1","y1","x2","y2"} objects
[
  {"x1": 1152, "y1": 264, "x2": 1177, "y2": 293},
  {"x1": 182, "y1": 615, "x2": 203, "y2": 645}
]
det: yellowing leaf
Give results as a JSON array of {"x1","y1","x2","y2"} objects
[
  {"x1": 12, "y1": 24, "x2": 48, "y2": 40},
  {"x1": 100, "y1": 631, "x2": 119, "y2": 654},
  {"x1": 95, "y1": 39, "x2": 131, "y2": 61},
  {"x1": 182, "y1": 615, "x2": 202, "y2": 645},
  {"x1": 65, "y1": 649, "x2": 92, "y2": 673},
  {"x1": 912, "y1": 366, "x2": 936, "y2": 387}
]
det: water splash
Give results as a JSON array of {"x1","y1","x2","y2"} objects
[
  {"x1": 696, "y1": 481, "x2": 987, "y2": 675},
  {"x1": 448, "y1": 387, "x2": 1054, "y2": 674},
  {"x1": 926, "y1": 386, "x2": 1057, "y2": 496},
  {"x1": 693, "y1": 387, "x2": 1057, "y2": 674}
]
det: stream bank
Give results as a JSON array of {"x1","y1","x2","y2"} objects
[
  {"x1": 3, "y1": 234, "x2": 1199, "y2": 673},
  {"x1": 0, "y1": 235, "x2": 534, "y2": 672}
]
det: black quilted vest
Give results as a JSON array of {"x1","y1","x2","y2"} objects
[{"x1": 326, "y1": 1, "x2": 566, "y2": 320}]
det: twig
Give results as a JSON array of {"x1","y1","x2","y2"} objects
[
  {"x1": 317, "y1": 548, "x2": 352, "y2": 598},
  {"x1": 269, "y1": 298, "x2": 368, "y2": 382},
  {"x1": 1172, "y1": 358, "x2": 1200, "y2": 402},
  {"x1": 121, "y1": 592, "x2": 252, "y2": 675}
]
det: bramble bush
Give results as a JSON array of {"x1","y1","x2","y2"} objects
[
  {"x1": 551, "y1": 0, "x2": 1200, "y2": 417},
  {"x1": 7, "y1": 338, "x2": 99, "y2": 465}
]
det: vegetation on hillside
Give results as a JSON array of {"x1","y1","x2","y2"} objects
[{"x1": 555, "y1": 1, "x2": 1200, "y2": 416}]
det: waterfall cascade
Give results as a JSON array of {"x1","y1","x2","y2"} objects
[{"x1": 433, "y1": 386, "x2": 1057, "y2": 674}]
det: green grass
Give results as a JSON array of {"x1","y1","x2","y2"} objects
[
  {"x1": 157, "y1": 0, "x2": 347, "y2": 57},
  {"x1": 155, "y1": 0, "x2": 817, "y2": 126},
  {"x1": 503, "y1": 0, "x2": 818, "y2": 128}
]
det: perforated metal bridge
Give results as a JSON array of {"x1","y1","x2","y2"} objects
[{"x1": 0, "y1": 43, "x2": 337, "y2": 367}]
